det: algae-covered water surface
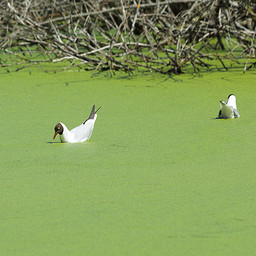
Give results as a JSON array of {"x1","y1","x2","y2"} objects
[{"x1": 1, "y1": 68, "x2": 256, "y2": 255}]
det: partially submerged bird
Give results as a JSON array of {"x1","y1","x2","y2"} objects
[
  {"x1": 53, "y1": 105, "x2": 101, "y2": 143},
  {"x1": 218, "y1": 94, "x2": 240, "y2": 119}
]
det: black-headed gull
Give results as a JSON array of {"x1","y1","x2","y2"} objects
[
  {"x1": 53, "y1": 105, "x2": 101, "y2": 143},
  {"x1": 218, "y1": 94, "x2": 240, "y2": 119}
]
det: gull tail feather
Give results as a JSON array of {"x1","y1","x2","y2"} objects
[
  {"x1": 88, "y1": 105, "x2": 96, "y2": 119},
  {"x1": 83, "y1": 105, "x2": 101, "y2": 124},
  {"x1": 95, "y1": 106, "x2": 102, "y2": 113}
]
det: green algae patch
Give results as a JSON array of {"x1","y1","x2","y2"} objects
[{"x1": 0, "y1": 69, "x2": 256, "y2": 255}]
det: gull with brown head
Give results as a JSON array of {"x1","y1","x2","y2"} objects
[{"x1": 53, "y1": 105, "x2": 101, "y2": 143}]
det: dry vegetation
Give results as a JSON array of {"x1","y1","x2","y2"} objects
[{"x1": 0, "y1": 0, "x2": 256, "y2": 74}]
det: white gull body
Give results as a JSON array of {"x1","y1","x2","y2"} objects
[
  {"x1": 218, "y1": 94, "x2": 240, "y2": 119},
  {"x1": 53, "y1": 105, "x2": 100, "y2": 143},
  {"x1": 59, "y1": 117, "x2": 97, "y2": 143}
]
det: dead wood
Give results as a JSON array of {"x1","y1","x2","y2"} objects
[{"x1": 0, "y1": 0, "x2": 255, "y2": 74}]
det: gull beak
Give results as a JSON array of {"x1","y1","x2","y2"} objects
[{"x1": 53, "y1": 132, "x2": 58, "y2": 140}]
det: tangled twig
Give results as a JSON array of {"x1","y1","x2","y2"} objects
[{"x1": 0, "y1": 0, "x2": 256, "y2": 74}]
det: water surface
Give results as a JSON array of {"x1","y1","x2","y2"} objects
[{"x1": 1, "y1": 69, "x2": 256, "y2": 255}]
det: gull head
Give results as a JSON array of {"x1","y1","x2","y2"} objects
[{"x1": 53, "y1": 123, "x2": 64, "y2": 140}]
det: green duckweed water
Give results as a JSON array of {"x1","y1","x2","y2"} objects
[{"x1": 1, "y1": 68, "x2": 256, "y2": 255}]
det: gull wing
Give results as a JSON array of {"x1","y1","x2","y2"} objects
[
  {"x1": 233, "y1": 108, "x2": 240, "y2": 118},
  {"x1": 70, "y1": 105, "x2": 100, "y2": 142},
  {"x1": 83, "y1": 105, "x2": 101, "y2": 124},
  {"x1": 71, "y1": 117, "x2": 97, "y2": 142},
  {"x1": 218, "y1": 109, "x2": 222, "y2": 118}
]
